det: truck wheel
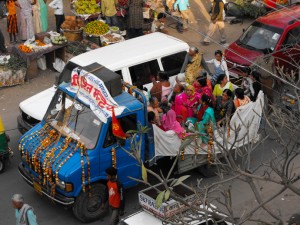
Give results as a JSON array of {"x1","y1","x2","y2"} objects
[
  {"x1": 72, "y1": 183, "x2": 108, "y2": 223},
  {"x1": 0, "y1": 159, "x2": 6, "y2": 173}
]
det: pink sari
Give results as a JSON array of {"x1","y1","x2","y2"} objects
[
  {"x1": 174, "y1": 92, "x2": 188, "y2": 123},
  {"x1": 162, "y1": 109, "x2": 185, "y2": 138},
  {"x1": 181, "y1": 87, "x2": 200, "y2": 118}
]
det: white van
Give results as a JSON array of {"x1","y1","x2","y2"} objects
[{"x1": 17, "y1": 32, "x2": 189, "y2": 133}]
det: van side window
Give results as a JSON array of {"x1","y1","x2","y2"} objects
[
  {"x1": 284, "y1": 27, "x2": 300, "y2": 47},
  {"x1": 115, "y1": 70, "x2": 122, "y2": 77},
  {"x1": 129, "y1": 60, "x2": 160, "y2": 86},
  {"x1": 103, "y1": 114, "x2": 137, "y2": 148},
  {"x1": 161, "y1": 51, "x2": 187, "y2": 76}
]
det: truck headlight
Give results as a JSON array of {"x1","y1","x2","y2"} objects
[{"x1": 57, "y1": 179, "x2": 73, "y2": 192}]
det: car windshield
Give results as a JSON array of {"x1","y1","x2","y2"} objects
[
  {"x1": 45, "y1": 89, "x2": 102, "y2": 149},
  {"x1": 238, "y1": 21, "x2": 283, "y2": 53}
]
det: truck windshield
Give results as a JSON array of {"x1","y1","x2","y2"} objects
[
  {"x1": 238, "y1": 21, "x2": 283, "y2": 53},
  {"x1": 45, "y1": 89, "x2": 102, "y2": 149}
]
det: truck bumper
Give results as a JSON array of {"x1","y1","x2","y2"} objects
[
  {"x1": 17, "y1": 115, "x2": 33, "y2": 134},
  {"x1": 18, "y1": 162, "x2": 75, "y2": 206}
]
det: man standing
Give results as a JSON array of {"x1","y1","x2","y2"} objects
[
  {"x1": 48, "y1": 0, "x2": 64, "y2": 33},
  {"x1": 202, "y1": 0, "x2": 226, "y2": 45},
  {"x1": 101, "y1": 0, "x2": 119, "y2": 27},
  {"x1": 106, "y1": 167, "x2": 124, "y2": 225},
  {"x1": 173, "y1": 0, "x2": 190, "y2": 33},
  {"x1": 12, "y1": 194, "x2": 38, "y2": 225}
]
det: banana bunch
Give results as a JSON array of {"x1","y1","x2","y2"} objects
[{"x1": 74, "y1": 0, "x2": 101, "y2": 15}]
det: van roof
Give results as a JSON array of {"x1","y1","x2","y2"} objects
[
  {"x1": 257, "y1": 4, "x2": 300, "y2": 29},
  {"x1": 70, "y1": 32, "x2": 189, "y2": 71}
]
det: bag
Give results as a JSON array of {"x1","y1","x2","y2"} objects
[
  {"x1": 53, "y1": 58, "x2": 65, "y2": 73},
  {"x1": 37, "y1": 56, "x2": 47, "y2": 70}
]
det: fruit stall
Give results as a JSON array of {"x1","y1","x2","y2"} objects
[{"x1": 11, "y1": 33, "x2": 68, "y2": 79}]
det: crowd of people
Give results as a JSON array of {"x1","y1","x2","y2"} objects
[{"x1": 147, "y1": 47, "x2": 262, "y2": 145}]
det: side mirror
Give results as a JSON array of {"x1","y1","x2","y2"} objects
[{"x1": 242, "y1": 28, "x2": 245, "y2": 33}]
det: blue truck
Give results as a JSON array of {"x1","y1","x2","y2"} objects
[{"x1": 18, "y1": 64, "x2": 263, "y2": 222}]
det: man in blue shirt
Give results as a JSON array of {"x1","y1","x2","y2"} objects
[
  {"x1": 12, "y1": 194, "x2": 38, "y2": 225},
  {"x1": 173, "y1": 0, "x2": 190, "y2": 33}
]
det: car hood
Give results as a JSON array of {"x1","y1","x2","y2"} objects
[
  {"x1": 225, "y1": 42, "x2": 264, "y2": 66},
  {"x1": 19, "y1": 86, "x2": 56, "y2": 121}
]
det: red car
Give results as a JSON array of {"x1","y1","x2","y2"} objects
[{"x1": 225, "y1": 3, "x2": 300, "y2": 79}]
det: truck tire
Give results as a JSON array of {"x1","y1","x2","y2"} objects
[
  {"x1": 72, "y1": 183, "x2": 108, "y2": 223},
  {"x1": 0, "y1": 158, "x2": 5, "y2": 173}
]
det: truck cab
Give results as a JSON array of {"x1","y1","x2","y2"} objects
[{"x1": 18, "y1": 65, "x2": 149, "y2": 222}]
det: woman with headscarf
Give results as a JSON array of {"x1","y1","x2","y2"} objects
[
  {"x1": 162, "y1": 109, "x2": 185, "y2": 138},
  {"x1": 196, "y1": 94, "x2": 216, "y2": 143},
  {"x1": 173, "y1": 83, "x2": 188, "y2": 123},
  {"x1": 181, "y1": 85, "x2": 200, "y2": 119}
]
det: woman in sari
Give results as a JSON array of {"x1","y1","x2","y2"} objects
[
  {"x1": 18, "y1": 0, "x2": 36, "y2": 40},
  {"x1": 214, "y1": 89, "x2": 234, "y2": 127},
  {"x1": 234, "y1": 88, "x2": 251, "y2": 109},
  {"x1": 212, "y1": 73, "x2": 233, "y2": 98},
  {"x1": 197, "y1": 94, "x2": 216, "y2": 143},
  {"x1": 181, "y1": 85, "x2": 200, "y2": 119},
  {"x1": 193, "y1": 76, "x2": 213, "y2": 100},
  {"x1": 32, "y1": 0, "x2": 48, "y2": 33},
  {"x1": 173, "y1": 83, "x2": 188, "y2": 124},
  {"x1": 162, "y1": 109, "x2": 185, "y2": 138}
]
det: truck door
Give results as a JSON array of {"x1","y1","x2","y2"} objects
[
  {"x1": 274, "y1": 26, "x2": 300, "y2": 79},
  {"x1": 100, "y1": 113, "x2": 141, "y2": 188}
]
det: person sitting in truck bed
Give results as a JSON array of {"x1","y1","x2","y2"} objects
[{"x1": 161, "y1": 109, "x2": 185, "y2": 138}]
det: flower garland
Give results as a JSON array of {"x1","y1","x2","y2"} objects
[
  {"x1": 181, "y1": 132, "x2": 186, "y2": 161},
  {"x1": 206, "y1": 123, "x2": 214, "y2": 164},
  {"x1": 20, "y1": 123, "x2": 92, "y2": 197},
  {"x1": 111, "y1": 147, "x2": 116, "y2": 168}
]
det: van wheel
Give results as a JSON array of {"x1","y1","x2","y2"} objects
[
  {"x1": 197, "y1": 164, "x2": 219, "y2": 178},
  {"x1": 0, "y1": 159, "x2": 6, "y2": 173},
  {"x1": 72, "y1": 183, "x2": 108, "y2": 223}
]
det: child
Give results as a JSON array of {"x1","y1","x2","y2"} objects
[
  {"x1": 48, "y1": 0, "x2": 64, "y2": 33},
  {"x1": 6, "y1": 0, "x2": 20, "y2": 43},
  {"x1": 106, "y1": 167, "x2": 124, "y2": 225}
]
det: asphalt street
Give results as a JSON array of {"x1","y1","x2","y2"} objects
[{"x1": 1, "y1": 1, "x2": 300, "y2": 225}]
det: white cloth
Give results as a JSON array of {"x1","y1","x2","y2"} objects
[
  {"x1": 152, "y1": 91, "x2": 264, "y2": 159},
  {"x1": 49, "y1": 0, "x2": 63, "y2": 15}
]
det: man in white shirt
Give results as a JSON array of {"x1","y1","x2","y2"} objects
[{"x1": 49, "y1": 0, "x2": 64, "y2": 33}]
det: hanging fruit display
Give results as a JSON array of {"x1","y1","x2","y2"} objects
[{"x1": 74, "y1": 0, "x2": 101, "y2": 15}]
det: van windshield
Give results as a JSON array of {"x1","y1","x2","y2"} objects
[
  {"x1": 45, "y1": 89, "x2": 102, "y2": 149},
  {"x1": 238, "y1": 21, "x2": 283, "y2": 53}
]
